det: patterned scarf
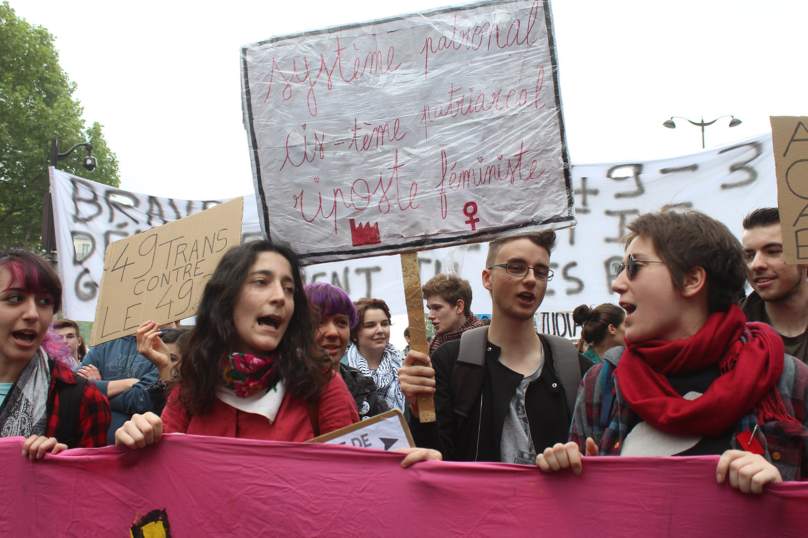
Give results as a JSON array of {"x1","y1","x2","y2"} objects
[
  {"x1": 429, "y1": 313, "x2": 485, "y2": 356},
  {"x1": 221, "y1": 352, "x2": 279, "y2": 398},
  {"x1": 345, "y1": 342, "x2": 405, "y2": 411},
  {"x1": 0, "y1": 349, "x2": 51, "y2": 439},
  {"x1": 617, "y1": 306, "x2": 801, "y2": 437}
]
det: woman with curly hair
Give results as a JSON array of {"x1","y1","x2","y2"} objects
[{"x1": 116, "y1": 241, "x2": 358, "y2": 447}]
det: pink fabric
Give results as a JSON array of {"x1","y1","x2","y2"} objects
[
  {"x1": 2, "y1": 435, "x2": 808, "y2": 537},
  {"x1": 161, "y1": 370, "x2": 359, "y2": 441}
]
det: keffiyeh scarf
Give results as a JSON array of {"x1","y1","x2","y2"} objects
[
  {"x1": 0, "y1": 349, "x2": 50, "y2": 439},
  {"x1": 345, "y1": 343, "x2": 405, "y2": 411}
]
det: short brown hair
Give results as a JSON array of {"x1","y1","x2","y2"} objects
[
  {"x1": 51, "y1": 318, "x2": 88, "y2": 359},
  {"x1": 742, "y1": 207, "x2": 780, "y2": 230},
  {"x1": 351, "y1": 298, "x2": 392, "y2": 341},
  {"x1": 422, "y1": 274, "x2": 472, "y2": 317},
  {"x1": 486, "y1": 231, "x2": 556, "y2": 268},
  {"x1": 624, "y1": 210, "x2": 747, "y2": 313}
]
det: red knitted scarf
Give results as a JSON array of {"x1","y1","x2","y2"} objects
[{"x1": 616, "y1": 305, "x2": 799, "y2": 437}]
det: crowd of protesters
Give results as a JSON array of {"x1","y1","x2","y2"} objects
[{"x1": 2, "y1": 207, "x2": 807, "y2": 493}]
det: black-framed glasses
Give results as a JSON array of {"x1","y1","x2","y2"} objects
[
  {"x1": 610, "y1": 254, "x2": 665, "y2": 279},
  {"x1": 488, "y1": 263, "x2": 554, "y2": 281}
]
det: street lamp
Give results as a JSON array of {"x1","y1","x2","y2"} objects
[
  {"x1": 50, "y1": 138, "x2": 97, "y2": 171},
  {"x1": 662, "y1": 115, "x2": 742, "y2": 149},
  {"x1": 42, "y1": 139, "x2": 98, "y2": 258}
]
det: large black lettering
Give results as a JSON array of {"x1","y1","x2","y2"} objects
[
  {"x1": 562, "y1": 262, "x2": 583, "y2": 295},
  {"x1": 355, "y1": 266, "x2": 382, "y2": 297},
  {"x1": 607, "y1": 164, "x2": 645, "y2": 198},
  {"x1": 719, "y1": 141, "x2": 762, "y2": 190},
  {"x1": 70, "y1": 178, "x2": 103, "y2": 224}
]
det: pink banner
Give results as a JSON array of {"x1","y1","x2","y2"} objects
[{"x1": 2, "y1": 435, "x2": 807, "y2": 537}]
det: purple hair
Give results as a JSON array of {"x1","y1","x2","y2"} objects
[
  {"x1": 0, "y1": 249, "x2": 62, "y2": 312},
  {"x1": 304, "y1": 282, "x2": 359, "y2": 329}
]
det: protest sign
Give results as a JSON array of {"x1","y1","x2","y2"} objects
[
  {"x1": 90, "y1": 198, "x2": 243, "y2": 346},
  {"x1": 50, "y1": 168, "x2": 262, "y2": 322},
  {"x1": 771, "y1": 117, "x2": 808, "y2": 263},
  {"x1": 241, "y1": 0, "x2": 574, "y2": 264},
  {"x1": 2, "y1": 435, "x2": 807, "y2": 537},
  {"x1": 309, "y1": 409, "x2": 414, "y2": 451}
]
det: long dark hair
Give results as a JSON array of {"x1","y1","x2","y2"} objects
[{"x1": 176, "y1": 241, "x2": 327, "y2": 416}]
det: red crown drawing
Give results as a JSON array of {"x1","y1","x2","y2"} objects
[{"x1": 350, "y1": 219, "x2": 381, "y2": 247}]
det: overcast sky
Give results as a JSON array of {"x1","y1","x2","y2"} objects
[{"x1": 15, "y1": 0, "x2": 807, "y2": 201}]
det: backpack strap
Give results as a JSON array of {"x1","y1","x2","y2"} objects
[
  {"x1": 450, "y1": 327, "x2": 489, "y2": 419},
  {"x1": 55, "y1": 374, "x2": 87, "y2": 449},
  {"x1": 541, "y1": 334, "x2": 582, "y2": 418},
  {"x1": 599, "y1": 360, "x2": 617, "y2": 430}
]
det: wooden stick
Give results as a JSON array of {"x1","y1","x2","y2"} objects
[{"x1": 400, "y1": 251, "x2": 436, "y2": 423}]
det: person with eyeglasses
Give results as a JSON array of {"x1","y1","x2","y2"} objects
[
  {"x1": 536, "y1": 210, "x2": 808, "y2": 494},
  {"x1": 398, "y1": 232, "x2": 592, "y2": 463}
]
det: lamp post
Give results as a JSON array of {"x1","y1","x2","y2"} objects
[
  {"x1": 662, "y1": 115, "x2": 742, "y2": 149},
  {"x1": 42, "y1": 139, "x2": 98, "y2": 259}
]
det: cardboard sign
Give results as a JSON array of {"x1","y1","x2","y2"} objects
[
  {"x1": 308, "y1": 409, "x2": 414, "y2": 451},
  {"x1": 49, "y1": 168, "x2": 263, "y2": 322},
  {"x1": 771, "y1": 117, "x2": 808, "y2": 263},
  {"x1": 90, "y1": 197, "x2": 243, "y2": 345},
  {"x1": 241, "y1": 0, "x2": 574, "y2": 264}
]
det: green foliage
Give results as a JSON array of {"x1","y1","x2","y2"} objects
[{"x1": 0, "y1": 1, "x2": 119, "y2": 247}]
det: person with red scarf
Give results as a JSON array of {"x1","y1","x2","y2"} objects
[{"x1": 536, "y1": 211, "x2": 808, "y2": 494}]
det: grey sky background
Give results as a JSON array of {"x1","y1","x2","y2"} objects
[{"x1": 16, "y1": 0, "x2": 807, "y2": 201}]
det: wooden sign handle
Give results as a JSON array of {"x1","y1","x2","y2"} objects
[{"x1": 400, "y1": 251, "x2": 436, "y2": 423}]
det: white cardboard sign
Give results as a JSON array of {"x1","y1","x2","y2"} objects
[{"x1": 309, "y1": 410, "x2": 414, "y2": 451}]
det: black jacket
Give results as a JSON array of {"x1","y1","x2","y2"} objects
[
  {"x1": 340, "y1": 363, "x2": 389, "y2": 419},
  {"x1": 408, "y1": 335, "x2": 591, "y2": 462}
]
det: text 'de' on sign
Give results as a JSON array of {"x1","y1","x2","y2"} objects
[{"x1": 91, "y1": 197, "x2": 244, "y2": 346}]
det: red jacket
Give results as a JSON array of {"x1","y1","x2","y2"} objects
[{"x1": 161, "y1": 372, "x2": 359, "y2": 441}]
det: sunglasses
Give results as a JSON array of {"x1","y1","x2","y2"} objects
[{"x1": 610, "y1": 254, "x2": 665, "y2": 279}]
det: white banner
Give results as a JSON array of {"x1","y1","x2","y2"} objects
[
  {"x1": 241, "y1": 0, "x2": 574, "y2": 263},
  {"x1": 52, "y1": 134, "x2": 776, "y2": 323},
  {"x1": 49, "y1": 169, "x2": 262, "y2": 322}
]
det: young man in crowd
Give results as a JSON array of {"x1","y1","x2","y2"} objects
[
  {"x1": 399, "y1": 232, "x2": 591, "y2": 463},
  {"x1": 536, "y1": 210, "x2": 808, "y2": 494},
  {"x1": 422, "y1": 274, "x2": 485, "y2": 355},
  {"x1": 741, "y1": 208, "x2": 808, "y2": 364},
  {"x1": 52, "y1": 318, "x2": 87, "y2": 364},
  {"x1": 77, "y1": 320, "x2": 178, "y2": 444}
]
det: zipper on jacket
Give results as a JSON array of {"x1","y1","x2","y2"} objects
[{"x1": 475, "y1": 392, "x2": 483, "y2": 462}]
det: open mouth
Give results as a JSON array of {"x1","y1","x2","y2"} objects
[
  {"x1": 13, "y1": 330, "x2": 37, "y2": 344},
  {"x1": 258, "y1": 315, "x2": 282, "y2": 330},
  {"x1": 620, "y1": 303, "x2": 636, "y2": 315},
  {"x1": 517, "y1": 292, "x2": 535, "y2": 302},
  {"x1": 754, "y1": 276, "x2": 775, "y2": 284}
]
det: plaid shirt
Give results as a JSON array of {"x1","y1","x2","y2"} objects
[
  {"x1": 429, "y1": 314, "x2": 485, "y2": 356},
  {"x1": 45, "y1": 358, "x2": 111, "y2": 448},
  {"x1": 570, "y1": 347, "x2": 808, "y2": 482}
]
